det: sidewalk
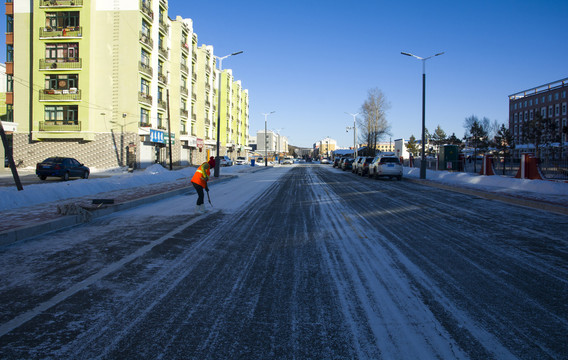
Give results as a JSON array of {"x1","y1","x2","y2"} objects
[{"x1": 0, "y1": 175, "x2": 234, "y2": 246}]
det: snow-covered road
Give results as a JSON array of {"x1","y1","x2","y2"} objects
[{"x1": 0, "y1": 165, "x2": 566, "y2": 359}]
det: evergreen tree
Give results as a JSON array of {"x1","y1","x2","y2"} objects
[
  {"x1": 405, "y1": 135, "x2": 420, "y2": 157},
  {"x1": 494, "y1": 124, "x2": 514, "y2": 174}
]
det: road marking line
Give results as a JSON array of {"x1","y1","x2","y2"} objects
[{"x1": 0, "y1": 213, "x2": 213, "y2": 338}]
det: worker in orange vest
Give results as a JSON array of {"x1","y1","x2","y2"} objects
[{"x1": 191, "y1": 162, "x2": 210, "y2": 213}]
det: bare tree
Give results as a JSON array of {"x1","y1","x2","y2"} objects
[{"x1": 359, "y1": 88, "x2": 391, "y2": 156}]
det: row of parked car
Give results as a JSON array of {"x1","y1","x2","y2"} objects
[{"x1": 332, "y1": 152, "x2": 403, "y2": 180}]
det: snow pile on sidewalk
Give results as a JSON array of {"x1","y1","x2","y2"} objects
[
  {"x1": 0, "y1": 164, "x2": 260, "y2": 212},
  {"x1": 404, "y1": 167, "x2": 568, "y2": 203}
]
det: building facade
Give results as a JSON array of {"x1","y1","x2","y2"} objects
[
  {"x1": 4, "y1": 0, "x2": 249, "y2": 169},
  {"x1": 313, "y1": 137, "x2": 336, "y2": 159},
  {"x1": 509, "y1": 78, "x2": 567, "y2": 155},
  {"x1": 256, "y1": 130, "x2": 288, "y2": 159}
]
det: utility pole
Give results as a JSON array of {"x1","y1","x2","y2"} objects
[
  {"x1": 166, "y1": 89, "x2": 173, "y2": 170},
  {"x1": 0, "y1": 121, "x2": 22, "y2": 191}
]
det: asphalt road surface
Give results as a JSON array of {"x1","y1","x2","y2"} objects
[{"x1": 0, "y1": 165, "x2": 566, "y2": 359}]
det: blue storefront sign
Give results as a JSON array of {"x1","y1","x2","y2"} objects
[{"x1": 150, "y1": 129, "x2": 165, "y2": 143}]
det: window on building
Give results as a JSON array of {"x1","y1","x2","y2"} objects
[
  {"x1": 44, "y1": 105, "x2": 78, "y2": 123},
  {"x1": 548, "y1": 94, "x2": 552, "y2": 102},
  {"x1": 535, "y1": 97, "x2": 539, "y2": 105},
  {"x1": 45, "y1": 74, "x2": 78, "y2": 90},
  {"x1": 158, "y1": 60, "x2": 163, "y2": 75},
  {"x1": 6, "y1": 75, "x2": 13, "y2": 93},
  {"x1": 541, "y1": 107, "x2": 546, "y2": 117},
  {"x1": 45, "y1": 43, "x2": 79, "y2": 62},
  {"x1": 555, "y1": 104, "x2": 560, "y2": 116},
  {"x1": 158, "y1": 87, "x2": 163, "y2": 102},
  {"x1": 45, "y1": 12, "x2": 80, "y2": 29},
  {"x1": 562, "y1": 91, "x2": 566, "y2": 99},
  {"x1": 542, "y1": 96, "x2": 546, "y2": 103},
  {"x1": 529, "y1": 110, "x2": 533, "y2": 120},
  {"x1": 563, "y1": 103, "x2": 567, "y2": 115},
  {"x1": 140, "y1": 108, "x2": 150, "y2": 125},
  {"x1": 555, "y1": 93, "x2": 559, "y2": 100},
  {"x1": 549, "y1": 106, "x2": 553, "y2": 118},
  {"x1": 141, "y1": 49, "x2": 150, "y2": 66},
  {"x1": 7, "y1": 45, "x2": 13, "y2": 62},
  {"x1": 142, "y1": 20, "x2": 151, "y2": 37},
  {"x1": 6, "y1": 105, "x2": 13, "y2": 122},
  {"x1": 529, "y1": 99, "x2": 532, "y2": 106},
  {"x1": 141, "y1": 78, "x2": 150, "y2": 95},
  {"x1": 157, "y1": 113, "x2": 163, "y2": 128},
  {"x1": 7, "y1": 14, "x2": 13, "y2": 33}
]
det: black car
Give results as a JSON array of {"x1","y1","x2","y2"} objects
[
  {"x1": 36, "y1": 157, "x2": 90, "y2": 181},
  {"x1": 341, "y1": 158, "x2": 355, "y2": 171}
]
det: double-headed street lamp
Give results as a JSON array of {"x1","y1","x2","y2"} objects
[
  {"x1": 345, "y1": 112, "x2": 359, "y2": 158},
  {"x1": 262, "y1": 111, "x2": 275, "y2": 166},
  {"x1": 214, "y1": 50, "x2": 243, "y2": 177},
  {"x1": 401, "y1": 51, "x2": 445, "y2": 179}
]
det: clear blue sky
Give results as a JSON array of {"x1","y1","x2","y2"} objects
[
  {"x1": 167, "y1": 0, "x2": 567, "y2": 148},
  {"x1": 3, "y1": 1, "x2": 566, "y2": 148}
]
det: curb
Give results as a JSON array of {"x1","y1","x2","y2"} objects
[
  {"x1": 405, "y1": 178, "x2": 568, "y2": 216},
  {"x1": 0, "y1": 175, "x2": 237, "y2": 247}
]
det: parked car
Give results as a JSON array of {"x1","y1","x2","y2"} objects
[
  {"x1": 282, "y1": 157, "x2": 294, "y2": 165},
  {"x1": 36, "y1": 157, "x2": 90, "y2": 181},
  {"x1": 351, "y1": 156, "x2": 364, "y2": 173},
  {"x1": 321, "y1": 158, "x2": 331, "y2": 164},
  {"x1": 257, "y1": 157, "x2": 264, "y2": 164},
  {"x1": 235, "y1": 156, "x2": 247, "y2": 165},
  {"x1": 220, "y1": 156, "x2": 233, "y2": 166},
  {"x1": 333, "y1": 158, "x2": 342, "y2": 168},
  {"x1": 357, "y1": 157, "x2": 374, "y2": 176},
  {"x1": 368, "y1": 154, "x2": 403, "y2": 180},
  {"x1": 341, "y1": 158, "x2": 355, "y2": 171}
]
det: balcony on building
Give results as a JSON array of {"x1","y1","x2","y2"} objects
[
  {"x1": 158, "y1": 100, "x2": 167, "y2": 111},
  {"x1": 138, "y1": 61, "x2": 153, "y2": 77},
  {"x1": 180, "y1": 109, "x2": 188, "y2": 118},
  {"x1": 158, "y1": 46, "x2": 169, "y2": 59},
  {"x1": 180, "y1": 86, "x2": 189, "y2": 97},
  {"x1": 40, "y1": 0, "x2": 83, "y2": 7},
  {"x1": 39, "y1": 120, "x2": 81, "y2": 132},
  {"x1": 40, "y1": 26, "x2": 82, "y2": 38},
  {"x1": 40, "y1": 58, "x2": 82, "y2": 70},
  {"x1": 138, "y1": 92, "x2": 152, "y2": 105},
  {"x1": 192, "y1": 52, "x2": 197, "y2": 63},
  {"x1": 159, "y1": 0, "x2": 168, "y2": 9},
  {"x1": 191, "y1": 92, "x2": 197, "y2": 102},
  {"x1": 181, "y1": 40, "x2": 189, "y2": 53},
  {"x1": 139, "y1": 31, "x2": 154, "y2": 49},
  {"x1": 180, "y1": 63, "x2": 189, "y2": 74},
  {"x1": 158, "y1": 72, "x2": 168, "y2": 84},
  {"x1": 158, "y1": 20, "x2": 169, "y2": 35},
  {"x1": 191, "y1": 113, "x2": 197, "y2": 121},
  {"x1": 39, "y1": 88, "x2": 81, "y2": 101},
  {"x1": 140, "y1": 0, "x2": 153, "y2": 20}
]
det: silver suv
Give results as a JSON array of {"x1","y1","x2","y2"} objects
[
  {"x1": 368, "y1": 153, "x2": 403, "y2": 180},
  {"x1": 352, "y1": 156, "x2": 364, "y2": 173}
]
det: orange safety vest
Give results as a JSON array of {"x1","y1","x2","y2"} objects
[{"x1": 191, "y1": 164, "x2": 210, "y2": 188}]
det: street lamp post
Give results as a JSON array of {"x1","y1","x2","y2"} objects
[
  {"x1": 401, "y1": 51, "x2": 445, "y2": 179},
  {"x1": 214, "y1": 50, "x2": 243, "y2": 177},
  {"x1": 345, "y1": 112, "x2": 359, "y2": 158},
  {"x1": 262, "y1": 111, "x2": 275, "y2": 166}
]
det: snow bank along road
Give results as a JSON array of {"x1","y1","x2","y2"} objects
[{"x1": 0, "y1": 165, "x2": 566, "y2": 359}]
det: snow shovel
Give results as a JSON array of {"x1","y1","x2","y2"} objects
[{"x1": 206, "y1": 190, "x2": 212, "y2": 207}]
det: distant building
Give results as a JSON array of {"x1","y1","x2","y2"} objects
[
  {"x1": 313, "y1": 137, "x2": 336, "y2": 158},
  {"x1": 508, "y1": 78, "x2": 567, "y2": 148}
]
